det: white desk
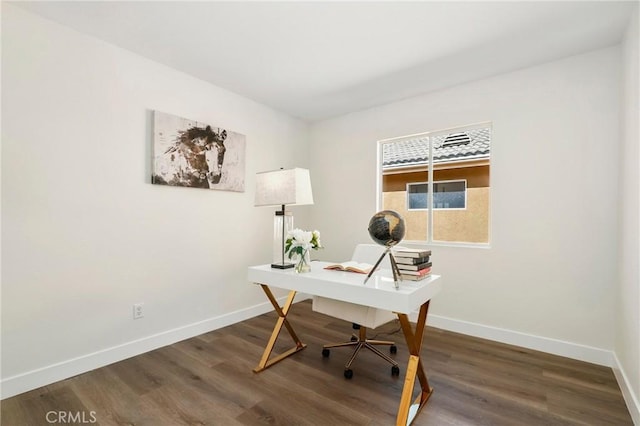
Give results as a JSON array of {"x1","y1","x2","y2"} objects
[{"x1": 248, "y1": 261, "x2": 442, "y2": 426}]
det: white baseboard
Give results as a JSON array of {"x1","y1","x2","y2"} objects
[
  {"x1": 425, "y1": 314, "x2": 640, "y2": 424},
  {"x1": 0, "y1": 296, "x2": 291, "y2": 400},
  {"x1": 425, "y1": 314, "x2": 614, "y2": 366},
  {"x1": 612, "y1": 353, "x2": 640, "y2": 425}
]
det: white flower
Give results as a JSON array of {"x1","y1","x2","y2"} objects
[
  {"x1": 287, "y1": 228, "x2": 302, "y2": 241},
  {"x1": 301, "y1": 231, "x2": 313, "y2": 245},
  {"x1": 285, "y1": 228, "x2": 322, "y2": 256}
]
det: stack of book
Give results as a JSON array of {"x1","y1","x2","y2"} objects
[{"x1": 393, "y1": 248, "x2": 432, "y2": 281}]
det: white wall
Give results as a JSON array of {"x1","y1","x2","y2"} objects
[
  {"x1": 310, "y1": 48, "x2": 621, "y2": 361},
  {"x1": 617, "y1": 5, "x2": 640, "y2": 423},
  {"x1": 1, "y1": 5, "x2": 311, "y2": 398}
]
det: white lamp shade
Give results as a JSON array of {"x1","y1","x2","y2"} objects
[{"x1": 254, "y1": 168, "x2": 314, "y2": 207}]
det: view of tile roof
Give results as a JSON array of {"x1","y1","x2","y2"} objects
[{"x1": 382, "y1": 127, "x2": 491, "y2": 168}]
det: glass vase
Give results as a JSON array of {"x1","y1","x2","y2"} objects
[{"x1": 295, "y1": 249, "x2": 311, "y2": 273}]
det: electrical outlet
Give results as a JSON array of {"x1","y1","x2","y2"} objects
[{"x1": 133, "y1": 303, "x2": 144, "y2": 319}]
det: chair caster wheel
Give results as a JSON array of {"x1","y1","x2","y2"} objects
[
  {"x1": 344, "y1": 369, "x2": 354, "y2": 379},
  {"x1": 391, "y1": 365, "x2": 400, "y2": 376},
  {"x1": 350, "y1": 336, "x2": 358, "y2": 342},
  {"x1": 390, "y1": 345, "x2": 397, "y2": 354},
  {"x1": 322, "y1": 348, "x2": 330, "y2": 357}
]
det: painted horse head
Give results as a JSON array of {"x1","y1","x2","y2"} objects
[
  {"x1": 204, "y1": 127, "x2": 227, "y2": 185},
  {"x1": 165, "y1": 125, "x2": 227, "y2": 188}
]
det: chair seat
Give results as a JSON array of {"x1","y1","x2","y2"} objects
[{"x1": 312, "y1": 296, "x2": 396, "y2": 329}]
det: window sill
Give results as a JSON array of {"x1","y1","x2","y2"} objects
[{"x1": 398, "y1": 240, "x2": 491, "y2": 250}]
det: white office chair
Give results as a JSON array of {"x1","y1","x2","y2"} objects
[{"x1": 312, "y1": 244, "x2": 400, "y2": 379}]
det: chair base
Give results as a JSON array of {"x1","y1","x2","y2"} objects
[{"x1": 322, "y1": 325, "x2": 399, "y2": 373}]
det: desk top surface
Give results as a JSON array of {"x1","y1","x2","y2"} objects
[{"x1": 248, "y1": 261, "x2": 442, "y2": 313}]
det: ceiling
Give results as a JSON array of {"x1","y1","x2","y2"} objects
[{"x1": 13, "y1": 1, "x2": 636, "y2": 122}]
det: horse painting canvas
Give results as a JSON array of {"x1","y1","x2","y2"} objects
[{"x1": 152, "y1": 111, "x2": 246, "y2": 192}]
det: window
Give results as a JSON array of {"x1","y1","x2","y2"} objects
[
  {"x1": 407, "y1": 183, "x2": 428, "y2": 210},
  {"x1": 407, "y1": 180, "x2": 467, "y2": 210},
  {"x1": 379, "y1": 123, "x2": 491, "y2": 245}
]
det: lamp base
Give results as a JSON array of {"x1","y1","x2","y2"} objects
[{"x1": 273, "y1": 209, "x2": 294, "y2": 268}]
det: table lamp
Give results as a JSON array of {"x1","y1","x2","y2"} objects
[{"x1": 255, "y1": 168, "x2": 314, "y2": 268}]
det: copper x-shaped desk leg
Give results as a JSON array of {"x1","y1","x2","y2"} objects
[
  {"x1": 396, "y1": 301, "x2": 432, "y2": 426},
  {"x1": 253, "y1": 284, "x2": 307, "y2": 373}
]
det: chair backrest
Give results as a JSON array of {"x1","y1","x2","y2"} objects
[
  {"x1": 352, "y1": 244, "x2": 386, "y2": 264},
  {"x1": 312, "y1": 243, "x2": 395, "y2": 329}
]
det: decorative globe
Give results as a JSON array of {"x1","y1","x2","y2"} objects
[{"x1": 368, "y1": 210, "x2": 406, "y2": 247}]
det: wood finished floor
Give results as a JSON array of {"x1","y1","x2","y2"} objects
[{"x1": 1, "y1": 300, "x2": 633, "y2": 426}]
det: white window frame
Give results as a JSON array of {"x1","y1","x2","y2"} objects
[{"x1": 376, "y1": 122, "x2": 491, "y2": 248}]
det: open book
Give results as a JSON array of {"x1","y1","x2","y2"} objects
[{"x1": 324, "y1": 261, "x2": 374, "y2": 274}]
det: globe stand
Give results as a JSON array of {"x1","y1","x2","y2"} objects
[{"x1": 363, "y1": 247, "x2": 403, "y2": 289}]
